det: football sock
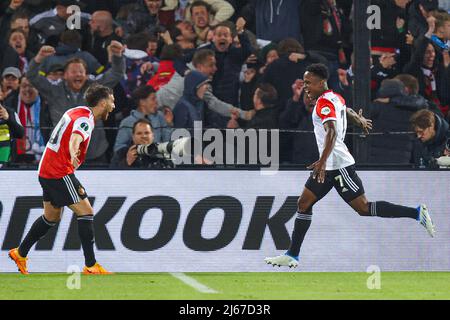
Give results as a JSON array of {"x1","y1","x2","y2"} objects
[
  {"x1": 368, "y1": 201, "x2": 418, "y2": 219},
  {"x1": 287, "y1": 211, "x2": 312, "y2": 258},
  {"x1": 77, "y1": 215, "x2": 96, "y2": 268},
  {"x1": 18, "y1": 215, "x2": 56, "y2": 257}
]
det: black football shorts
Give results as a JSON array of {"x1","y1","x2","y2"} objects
[
  {"x1": 39, "y1": 174, "x2": 88, "y2": 208},
  {"x1": 305, "y1": 165, "x2": 365, "y2": 203}
]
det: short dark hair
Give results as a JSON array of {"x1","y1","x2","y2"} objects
[
  {"x1": 160, "y1": 43, "x2": 183, "y2": 60},
  {"x1": 190, "y1": 0, "x2": 211, "y2": 15},
  {"x1": 85, "y1": 84, "x2": 113, "y2": 108},
  {"x1": 64, "y1": 57, "x2": 88, "y2": 73},
  {"x1": 214, "y1": 21, "x2": 235, "y2": 36},
  {"x1": 277, "y1": 38, "x2": 304, "y2": 55},
  {"x1": 10, "y1": 10, "x2": 29, "y2": 24},
  {"x1": 126, "y1": 31, "x2": 151, "y2": 51},
  {"x1": 410, "y1": 109, "x2": 436, "y2": 130},
  {"x1": 192, "y1": 49, "x2": 215, "y2": 67},
  {"x1": 306, "y1": 63, "x2": 329, "y2": 80},
  {"x1": 256, "y1": 83, "x2": 278, "y2": 108},
  {"x1": 394, "y1": 74, "x2": 419, "y2": 95},
  {"x1": 132, "y1": 118, "x2": 153, "y2": 134},
  {"x1": 131, "y1": 85, "x2": 157, "y2": 105}
]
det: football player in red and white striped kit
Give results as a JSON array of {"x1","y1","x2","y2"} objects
[
  {"x1": 265, "y1": 64, "x2": 436, "y2": 268},
  {"x1": 9, "y1": 84, "x2": 115, "y2": 274}
]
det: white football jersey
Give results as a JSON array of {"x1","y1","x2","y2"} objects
[{"x1": 312, "y1": 90, "x2": 355, "y2": 170}]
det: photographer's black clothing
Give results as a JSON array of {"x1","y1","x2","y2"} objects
[
  {"x1": 413, "y1": 114, "x2": 450, "y2": 168},
  {"x1": 110, "y1": 146, "x2": 173, "y2": 169}
]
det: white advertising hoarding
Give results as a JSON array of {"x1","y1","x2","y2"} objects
[{"x1": 0, "y1": 170, "x2": 448, "y2": 272}]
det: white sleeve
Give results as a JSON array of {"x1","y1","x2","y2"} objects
[{"x1": 72, "y1": 117, "x2": 93, "y2": 142}]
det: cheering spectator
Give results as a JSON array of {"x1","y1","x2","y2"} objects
[
  {"x1": 0, "y1": 0, "x2": 29, "y2": 42},
  {"x1": 173, "y1": 70, "x2": 210, "y2": 128},
  {"x1": 404, "y1": 27, "x2": 450, "y2": 118},
  {"x1": 206, "y1": 22, "x2": 253, "y2": 109},
  {"x1": 26, "y1": 41, "x2": 126, "y2": 163},
  {"x1": 3, "y1": 77, "x2": 45, "y2": 163},
  {"x1": 279, "y1": 79, "x2": 319, "y2": 165},
  {"x1": 123, "y1": 0, "x2": 175, "y2": 36},
  {"x1": 157, "y1": 49, "x2": 250, "y2": 123},
  {"x1": 40, "y1": 30, "x2": 104, "y2": 76},
  {"x1": 29, "y1": 0, "x2": 91, "y2": 45},
  {"x1": 243, "y1": 83, "x2": 278, "y2": 129},
  {"x1": 368, "y1": 79, "x2": 423, "y2": 164},
  {"x1": 0, "y1": 67, "x2": 21, "y2": 103},
  {"x1": 120, "y1": 32, "x2": 158, "y2": 100},
  {"x1": 185, "y1": 0, "x2": 234, "y2": 25},
  {"x1": 0, "y1": 101, "x2": 24, "y2": 166},
  {"x1": 2, "y1": 28, "x2": 33, "y2": 73},
  {"x1": 408, "y1": 0, "x2": 439, "y2": 38},
  {"x1": 170, "y1": 20, "x2": 197, "y2": 50},
  {"x1": 262, "y1": 38, "x2": 322, "y2": 108},
  {"x1": 88, "y1": 10, "x2": 122, "y2": 66},
  {"x1": 147, "y1": 44, "x2": 182, "y2": 91}
]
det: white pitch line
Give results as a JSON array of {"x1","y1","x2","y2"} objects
[{"x1": 170, "y1": 272, "x2": 218, "y2": 294}]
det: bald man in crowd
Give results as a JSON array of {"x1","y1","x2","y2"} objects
[{"x1": 88, "y1": 10, "x2": 122, "y2": 66}]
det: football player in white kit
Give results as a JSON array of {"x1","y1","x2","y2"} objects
[{"x1": 265, "y1": 64, "x2": 436, "y2": 268}]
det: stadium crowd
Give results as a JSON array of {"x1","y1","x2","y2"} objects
[{"x1": 0, "y1": 0, "x2": 448, "y2": 168}]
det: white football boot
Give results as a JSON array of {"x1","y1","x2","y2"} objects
[
  {"x1": 264, "y1": 254, "x2": 299, "y2": 268},
  {"x1": 417, "y1": 204, "x2": 436, "y2": 237}
]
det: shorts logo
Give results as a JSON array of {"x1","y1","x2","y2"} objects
[
  {"x1": 78, "y1": 186, "x2": 86, "y2": 196},
  {"x1": 80, "y1": 123, "x2": 89, "y2": 132},
  {"x1": 321, "y1": 107, "x2": 331, "y2": 116}
]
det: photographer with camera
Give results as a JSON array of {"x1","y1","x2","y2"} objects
[
  {"x1": 410, "y1": 109, "x2": 450, "y2": 168},
  {"x1": 111, "y1": 118, "x2": 175, "y2": 168}
]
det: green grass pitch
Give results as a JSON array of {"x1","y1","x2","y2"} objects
[{"x1": 0, "y1": 272, "x2": 449, "y2": 300}]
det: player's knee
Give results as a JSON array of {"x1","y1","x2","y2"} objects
[
  {"x1": 297, "y1": 198, "x2": 313, "y2": 213},
  {"x1": 44, "y1": 214, "x2": 61, "y2": 223},
  {"x1": 354, "y1": 205, "x2": 370, "y2": 216}
]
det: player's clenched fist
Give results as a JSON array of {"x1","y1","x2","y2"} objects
[{"x1": 35, "y1": 46, "x2": 56, "y2": 64}]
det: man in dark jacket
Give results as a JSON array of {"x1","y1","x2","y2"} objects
[
  {"x1": 262, "y1": 38, "x2": 324, "y2": 111},
  {"x1": 245, "y1": 83, "x2": 278, "y2": 129},
  {"x1": 206, "y1": 22, "x2": 253, "y2": 107},
  {"x1": 238, "y1": 0, "x2": 302, "y2": 43},
  {"x1": 173, "y1": 70, "x2": 210, "y2": 129},
  {"x1": 368, "y1": 79, "x2": 427, "y2": 165},
  {"x1": 26, "y1": 41, "x2": 126, "y2": 163},
  {"x1": 279, "y1": 79, "x2": 319, "y2": 165},
  {"x1": 410, "y1": 108, "x2": 450, "y2": 168}
]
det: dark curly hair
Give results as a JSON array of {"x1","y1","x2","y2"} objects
[{"x1": 306, "y1": 63, "x2": 329, "y2": 80}]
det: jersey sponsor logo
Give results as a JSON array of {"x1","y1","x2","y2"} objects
[{"x1": 321, "y1": 106, "x2": 332, "y2": 116}]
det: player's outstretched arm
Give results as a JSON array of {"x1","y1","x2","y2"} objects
[
  {"x1": 346, "y1": 108, "x2": 373, "y2": 134},
  {"x1": 69, "y1": 133, "x2": 84, "y2": 169}
]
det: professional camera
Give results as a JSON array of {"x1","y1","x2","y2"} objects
[{"x1": 136, "y1": 137, "x2": 192, "y2": 162}]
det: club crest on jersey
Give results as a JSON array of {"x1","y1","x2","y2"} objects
[
  {"x1": 80, "y1": 123, "x2": 89, "y2": 132},
  {"x1": 321, "y1": 107, "x2": 332, "y2": 116}
]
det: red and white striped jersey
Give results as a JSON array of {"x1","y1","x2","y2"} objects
[
  {"x1": 312, "y1": 90, "x2": 355, "y2": 170},
  {"x1": 38, "y1": 106, "x2": 95, "y2": 179}
]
